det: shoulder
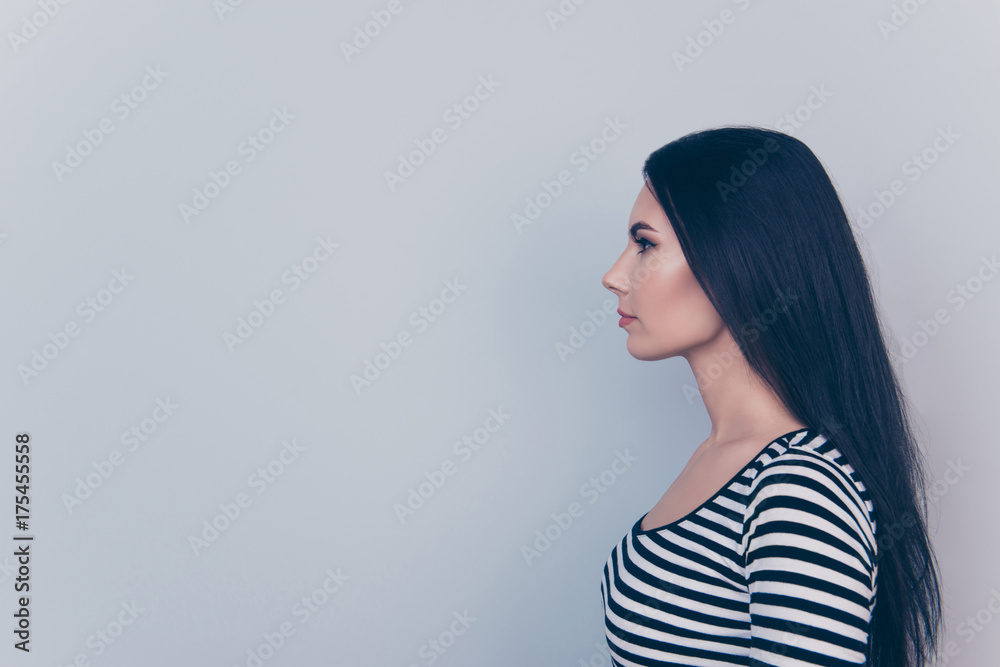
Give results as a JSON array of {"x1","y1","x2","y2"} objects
[
  {"x1": 742, "y1": 440, "x2": 877, "y2": 570},
  {"x1": 748, "y1": 433, "x2": 874, "y2": 519}
]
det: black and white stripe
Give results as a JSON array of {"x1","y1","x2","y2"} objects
[{"x1": 600, "y1": 428, "x2": 877, "y2": 666}]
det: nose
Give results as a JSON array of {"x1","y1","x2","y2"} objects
[{"x1": 602, "y1": 249, "x2": 629, "y2": 295}]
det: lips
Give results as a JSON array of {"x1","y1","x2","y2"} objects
[{"x1": 617, "y1": 308, "x2": 637, "y2": 328}]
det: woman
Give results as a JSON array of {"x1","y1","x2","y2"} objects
[{"x1": 599, "y1": 126, "x2": 942, "y2": 666}]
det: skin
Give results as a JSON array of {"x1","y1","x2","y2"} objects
[{"x1": 601, "y1": 181, "x2": 807, "y2": 529}]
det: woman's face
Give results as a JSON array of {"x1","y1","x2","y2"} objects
[{"x1": 602, "y1": 182, "x2": 726, "y2": 361}]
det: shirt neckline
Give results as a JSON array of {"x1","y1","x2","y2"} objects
[{"x1": 632, "y1": 426, "x2": 815, "y2": 535}]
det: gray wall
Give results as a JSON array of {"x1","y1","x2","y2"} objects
[{"x1": 1, "y1": 0, "x2": 997, "y2": 665}]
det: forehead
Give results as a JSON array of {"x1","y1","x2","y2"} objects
[{"x1": 630, "y1": 183, "x2": 667, "y2": 229}]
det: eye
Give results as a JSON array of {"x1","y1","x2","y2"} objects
[{"x1": 633, "y1": 235, "x2": 654, "y2": 254}]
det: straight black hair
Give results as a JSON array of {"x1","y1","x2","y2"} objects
[{"x1": 642, "y1": 125, "x2": 943, "y2": 667}]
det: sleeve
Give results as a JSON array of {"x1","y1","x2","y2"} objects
[{"x1": 742, "y1": 456, "x2": 876, "y2": 666}]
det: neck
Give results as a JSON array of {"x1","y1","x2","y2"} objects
[{"x1": 683, "y1": 329, "x2": 805, "y2": 448}]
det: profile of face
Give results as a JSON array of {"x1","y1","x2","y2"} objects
[{"x1": 601, "y1": 182, "x2": 727, "y2": 361}]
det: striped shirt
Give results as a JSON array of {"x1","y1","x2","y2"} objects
[{"x1": 600, "y1": 427, "x2": 877, "y2": 666}]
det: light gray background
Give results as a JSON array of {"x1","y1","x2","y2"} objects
[{"x1": 1, "y1": 1, "x2": 998, "y2": 665}]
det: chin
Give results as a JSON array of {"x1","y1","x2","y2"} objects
[{"x1": 625, "y1": 339, "x2": 676, "y2": 362}]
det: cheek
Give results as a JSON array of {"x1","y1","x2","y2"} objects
[{"x1": 637, "y1": 262, "x2": 720, "y2": 333}]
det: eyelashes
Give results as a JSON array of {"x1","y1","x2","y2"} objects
[{"x1": 633, "y1": 236, "x2": 655, "y2": 253}]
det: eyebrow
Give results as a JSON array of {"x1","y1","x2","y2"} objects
[{"x1": 629, "y1": 221, "x2": 655, "y2": 236}]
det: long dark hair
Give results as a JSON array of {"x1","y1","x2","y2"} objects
[{"x1": 641, "y1": 126, "x2": 942, "y2": 666}]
